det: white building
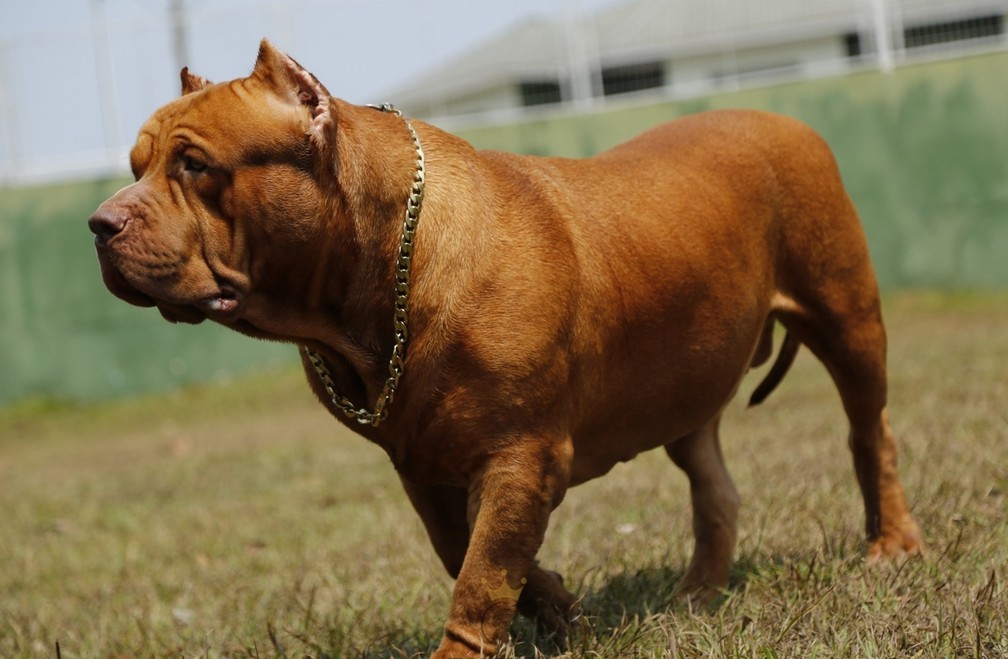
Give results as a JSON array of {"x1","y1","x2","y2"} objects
[{"x1": 388, "y1": 0, "x2": 1008, "y2": 120}]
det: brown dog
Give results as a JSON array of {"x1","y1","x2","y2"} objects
[{"x1": 89, "y1": 40, "x2": 922, "y2": 657}]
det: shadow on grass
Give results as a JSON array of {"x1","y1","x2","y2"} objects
[
  {"x1": 503, "y1": 550, "x2": 850, "y2": 657},
  {"x1": 494, "y1": 566, "x2": 692, "y2": 658},
  {"x1": 583, "y1": 565, "x2": 688, "y2": 623}
]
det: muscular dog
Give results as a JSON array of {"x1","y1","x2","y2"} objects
[{"x1": 89, "y1": 40, "x2": 922, "y2": 657}]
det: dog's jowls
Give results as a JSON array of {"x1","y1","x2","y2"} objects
[{"x1": 89, "y1": 40, "x2": 922, "y2": 658}]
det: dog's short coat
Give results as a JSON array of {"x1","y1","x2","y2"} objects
[{"x1": 89, "y1": 41, "x2": 922, "y2": 657}]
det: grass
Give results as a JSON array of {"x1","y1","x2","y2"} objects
[{"x1": 2, "y1": 291, "x2": 1007, "y2": 658}]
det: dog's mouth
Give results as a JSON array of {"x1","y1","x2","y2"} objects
[
  {"x1": 203, "y1": 289, "x2": 240, "y2": 315},
  {"x1": 147, "y1": 283, "x2": 244, "y2": 325},
  {"x1": 197, "y1": 285, "x2": 242, "y2": 320},
  {"x1": 95, "y1": 248, "x2": 243, "y2": 325},
  {"x1": 154, "y1": 288, "x2": 240, "y2": 324}
]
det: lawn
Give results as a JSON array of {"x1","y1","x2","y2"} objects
[{"x1": 1, "y1": 292, "x2": 1006, "y2": 658}]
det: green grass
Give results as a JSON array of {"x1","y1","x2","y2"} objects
[{"x1": 2, "y1": 292, "x2": 1007, "y2": 657}]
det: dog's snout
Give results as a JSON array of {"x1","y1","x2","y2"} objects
[{"x1": 88, "y1": 208, "x2": 127, "y2": 246}]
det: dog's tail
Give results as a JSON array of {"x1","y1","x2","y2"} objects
[{"x1": 748, "y1": 332, "x2": 801, "y2": 407}]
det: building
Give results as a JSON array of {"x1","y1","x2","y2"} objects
[{"x1": 388, "y1": 0, "x2": 1008, "y2": 121}]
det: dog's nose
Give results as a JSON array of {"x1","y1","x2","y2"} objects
[{"x1": 88, "y1": 208, "x2": 127, "y2": 246}]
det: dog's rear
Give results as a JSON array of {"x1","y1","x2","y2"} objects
[
  {"x1": 494, "y1": 109, "x2": 923, "y2": 603},
  {"x1": 734, "y1": 111, "x2": 923, "y2": 560}
]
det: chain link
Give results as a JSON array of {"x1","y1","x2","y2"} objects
[{"x1": 301, "y1": 104, "x2": 425, "y2": 427}]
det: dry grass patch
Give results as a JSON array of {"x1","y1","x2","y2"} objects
[{"x1": 1, "y1": 292, "x2": 1006, "y2": 657}]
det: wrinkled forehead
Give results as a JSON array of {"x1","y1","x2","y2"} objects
[
  {"x1": 131, "y1": 79, "x2": 307, "y2": 164},
  {"x1": 130, "y1": 90, "x2": 214, "y2": 167}
]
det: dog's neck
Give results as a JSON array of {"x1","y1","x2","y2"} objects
[{"x1": 297, "y1": 102, "x2": 430, "y2": 416}]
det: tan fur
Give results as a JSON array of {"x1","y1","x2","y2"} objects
[{"x1": 89, "y1": 40, "x2": 922, "y2": 657}]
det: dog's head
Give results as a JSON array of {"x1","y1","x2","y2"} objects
[{"x1": 88, "y1": 40, "x2": 337, "y2": 327}]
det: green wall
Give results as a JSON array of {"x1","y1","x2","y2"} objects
[
  {"x1": 1, "y1": 52, "x2": 1005, "y2": 406},
  {"x1": 0, "y1": 179, "x2": 292, "y2": 406},
  {"x1": 458, "y1": 51, "x2": 1008, "y2": 289}
]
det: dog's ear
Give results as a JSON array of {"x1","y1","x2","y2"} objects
[
  {"x1": 252, "y1": 39, "x2": 334, "y2": 149},
  {"x1": 180, "y1": 67, "x2": 213, "y2": 95}
]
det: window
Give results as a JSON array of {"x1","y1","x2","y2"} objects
[
  {"x1": 520, "y1": 80, "x2": 563, "y2": 107},
  {"x1": 844, "y1": 32, "x2": 862, "y2": 58},
  {"x1": 601, "y1": 62, "x2": 665, "y2": 96},
  {"x1": 904, "y1": 14, "x2": 1004, "y2": 49}
]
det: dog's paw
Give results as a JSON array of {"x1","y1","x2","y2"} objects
[
  {"x1": 674, "y1": 582, "x2": 727, "y2": 611},
  {"x1": 867, "y1": 517, "x2": 924, "y2": 562}
]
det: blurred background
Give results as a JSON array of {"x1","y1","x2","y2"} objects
[{"x1": 1, "y1": 0, "x2": 1006, "y2": 407}]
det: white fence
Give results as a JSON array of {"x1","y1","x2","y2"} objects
[{"x1": 1, "y1": 0, "x2": 1005, "y2": 187}]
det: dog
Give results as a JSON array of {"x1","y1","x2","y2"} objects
[{"x1": 89, "y1": 40, "x2": 922, "y2": 657}]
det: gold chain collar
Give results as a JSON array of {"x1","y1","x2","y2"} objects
[{"x1": 301, "y1": 104, "x2": 425, "y2": 427}]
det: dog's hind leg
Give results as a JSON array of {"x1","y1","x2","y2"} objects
[
  {"x1": 776, "y1": 296, "x2": 923, "y2": 560},
  {"x1": 767, "y1": 126, "x2": 922, "y2": 560},
  {"x1": 834, "y1": 337, "x2": 923, "y2": 561},
  {"x1": 665, "y1": 414, "x2": 739, "y2": 607}
]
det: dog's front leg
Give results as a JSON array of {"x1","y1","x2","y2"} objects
[{"x1": 432, "y1": 439, "x2": 572, "y2": 659}]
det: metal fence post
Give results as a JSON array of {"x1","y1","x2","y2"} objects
[
  {"x1": 0, "y1": 40, "x2": 21, "y2": 185},
  {"x1": 90, "y1": 0, "x2": 123, "y2": 171},
  {"x1": 870, "y1": 0, "x2": 896, "y2": 72}
]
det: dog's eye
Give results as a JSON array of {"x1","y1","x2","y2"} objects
[{"x1": 182, "y1": 153, "x2": 208, "y2": 174}]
